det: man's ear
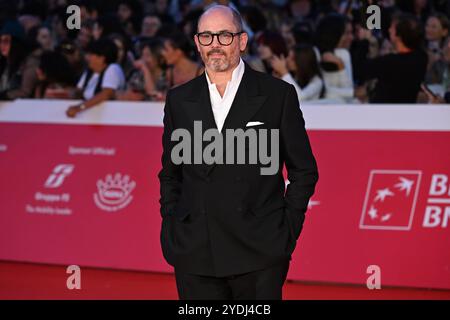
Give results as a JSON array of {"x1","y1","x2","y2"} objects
[
  {"x1": 239, "y1": 32, "x2": 248, "y2": 52},
  {"x1": 194, "y1": 35, "x2": 201, "y2": 53}
]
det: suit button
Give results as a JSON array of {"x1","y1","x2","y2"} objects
[
  {"x1": 237, "y1": 207, "x2": 242, "y2": 212},
  {"x1": 201, "y1": 209, "x2": 206, "y2": 215},
  {"x1": 205, "y1": 177, "x2": 211, "y2": 183},
  {"x1": 236, "y1": 176, "x2": 242, "y2": 182}
]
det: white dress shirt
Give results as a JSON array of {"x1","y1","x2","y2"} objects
[{"x1": 205, "y1": 58, "x2": 245, "y2": 133}]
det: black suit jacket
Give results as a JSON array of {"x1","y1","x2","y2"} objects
[{"x1": 158, "y1": 63, "x2": 318, "y2": 277}]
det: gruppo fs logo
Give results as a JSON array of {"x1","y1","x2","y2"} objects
[
  {"x1": 94, "y1": 173, "x2": 136, "y2": 212},
  {"x1": 360, "y1": 170, "x2": 422, "y2": 230},
  {"x1": 44, "y1": 164, "x2": 75, "y2": 188}
]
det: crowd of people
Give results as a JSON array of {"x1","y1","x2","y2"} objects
[{"x1": 0, "y1": 0, "x2": 449, "y2": 116}]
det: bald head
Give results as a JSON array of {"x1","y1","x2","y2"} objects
[{"x1": 197, "y1": 5, "x2": 243, "y2": 33}]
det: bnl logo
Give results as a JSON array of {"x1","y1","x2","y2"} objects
[
  {"x1": 360, "y1": 170, "x2": 421, "y2": 230},
  {"x1": 360, "y1": 170, "x2": 450, "y2": 230},
  {"x1": 44, "y1": 164, "x2": 74, "y2": 188}
]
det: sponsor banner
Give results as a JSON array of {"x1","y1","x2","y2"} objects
[{"x1": 0, "y1": 101, "x2": 449, "y2": 289}]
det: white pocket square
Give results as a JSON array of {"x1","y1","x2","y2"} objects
[{"x1": 246, "y1": 121, "x2": 264, "y2": 127}]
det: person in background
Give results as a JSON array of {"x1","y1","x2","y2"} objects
[
  {"x1": 140, "y1": 14, "x2": 162, "y2": 38},
  {"x1": 34, "y1": 50, "x2": 77, "y2": 99},
  {"x1": 338, "y1": 16, "x2": 354, "y2": 50},
  {"x1": 117, "y1": 0, "x2": 142, "y2": 39},
  {"x1": 17, "y1": 15, "x2": 41, "y2": 34},
  {"x1": 315, "y1": 13, "x2": 354, "y2": 102},
  {"x1": 160, "y1": 32, "x2": 203, "y2": 88},
  {"x1": 77, "y1": 0, "x2": 98, "y2": 22},
  {"x1": 354, "y1": 14, "x2": 428, "y2": 103},
  {"x1": 66, "y1": 38, "x2": 125, "y2": 118},
  {"x1": 76, "y1": 20, "x2": 94, "y2": 51},
  {"x1": 424, "y1": 37, "x2": 450, "y2": 103},
  {"x1": 0, "y1": 22, "x2": 35, "y2": 100},
  {"x1": 425, "y1": 13, "x2": 449, "y2": 82},
  {"x1": 280, "y1": 19, "x2": 296, "y2": 49},
  {"x1": 109, "y1": 33, "x2": 135, "y2": 78},
  {"x1": 56, "y1": 39, "x2": 85, "y2": 81},
  {"x1": 118, "y1": 38, "x2": 166, "y2": 101},
  {"x1": 271, "y1": 43, "x2": 324, "y2": 102},
  {"x1": 92, "y1": 14, "x2": 124, "y2": 41},
  {"x1": 256, "y1": 30, "x2": 288, "y2": 76},
  {"x1": 28, "y1": 25, "x2": 54, "y2": 51},
  {"x1": 291, "y1": 21, "x2": 315, "y2": 46}
]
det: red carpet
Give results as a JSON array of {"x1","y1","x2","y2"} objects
[{"x1": 1, "y1": 261, "x2": 449, "y2": 300}]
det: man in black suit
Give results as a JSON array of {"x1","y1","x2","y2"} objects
[{"x1": 158, "y1": 5, "x2": 318, "y2": 300}]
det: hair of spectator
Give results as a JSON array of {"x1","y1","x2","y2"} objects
[
  {"x1": 39, "y1": 50, "x2": 77, "y2": 85},
  {"x1": 0, "y1": 32, "x2": 30, "y2": 76},
  {"x1": 315, "y1": 13, "x2": 347, "y2": 53},
  {"x1": 108, "y1": 33, "x2": 130, "y2": 61},
  {"x1": 395, "y1": 14, "x2": 424, "y2": 51},
  {"x1": 95, "y1": 14, "x2": 124, "y2": 39},
  {"x1": 85, "y1": 38, "x2": 118, "y2": 65},
  {"x1": 164, "y1": 32, "x2": 193, "y2": 58},
  {"x1": 140, "y1": 38, "x2": 163, "y2": 55},
  {"x1": 257, "y1": 31, "x2": 288, "y2": 58},
  {"x1": 292, "y1": 44, "x2": 322, "y2": 89},
  {"x1": 239, "y1": 5, "x2": 266, "y2": 33},
  {"x1": 74, "y1": 0, "x2": 99, "y2": 14},
  {"x1": 197, "y1": 5, "x2": 244, "y2": 33},
  {"x1": 139, "y1": 38, "x2": 164, "y2": 65},
  {"x1": 292, "y1": 21, "x2": 314, "y2": 46}
]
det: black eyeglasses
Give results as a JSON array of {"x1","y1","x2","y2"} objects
[{"x1": 196, "y1": 31, "x2": 244, "y2": 46}]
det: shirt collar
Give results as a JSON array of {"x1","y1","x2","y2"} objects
[{"x1": 205, "y1": 58, "x2": 245, "y2": 87}]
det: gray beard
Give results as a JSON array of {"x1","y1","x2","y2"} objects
[{"x1": 208, "y1": 58, "x2": 230, "y2": 72}]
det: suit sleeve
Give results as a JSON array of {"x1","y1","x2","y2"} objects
[
  {"x1": 158, "y1": 91, "x2": 182, "y2": 218},
  {"x1": 281, "y1": 84, "x2": 319, "y2": 241}
]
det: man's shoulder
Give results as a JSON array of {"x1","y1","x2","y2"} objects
[
  {"x1": 246, "y1": 65, "x2": 293, "y2": 93},
  {"x1": 166, "y1": 73, "x2": 205, "y2": 101}
]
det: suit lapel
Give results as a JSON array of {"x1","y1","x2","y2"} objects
[
  {"x1": 206, "y1": 63, "x2": 268, "y2": 175},
  {"x1": 182, "y1": 75, "x2": 217, "y2": 132},
  {"x1": 221, "y1": 64, "x2": 267, "y2": 132}
]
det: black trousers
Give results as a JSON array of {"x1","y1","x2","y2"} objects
[{"x1": 174, "y1": 261, "x2": 290, "y2": 300}]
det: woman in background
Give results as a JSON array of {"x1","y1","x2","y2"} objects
[
  {"x1": 160, "y1": 32, "x2": 203, "y2": 88},
  {"x1": 315, "y1": 13, "x2": 355, "y2": 102},
  {"x1": 118, "y1": 38, "x2": 166, "y2": 101},
  {"x1": 256, "y1": 30, "x2": 288, "y2": 76},
  {"x1": 425, "y1": 13, "x2": 449, "y2": 82},
  {"x1": 271, "y1": 44, "x2": 324, "y2": 102},
  {"x1": 0, "y1": 24, "x2": 33, "y2": 100}
]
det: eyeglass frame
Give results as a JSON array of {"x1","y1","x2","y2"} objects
[{"x1": 195, "y1": 31, "x2": 245, "y2": 46}]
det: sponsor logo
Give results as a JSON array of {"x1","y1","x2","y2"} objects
[
  {"x1": 94, "y1": 173, "x2": 136, "y2": 212},
  {"x1": 360, "y1": 170, "x2": 421, "y2": 230}
]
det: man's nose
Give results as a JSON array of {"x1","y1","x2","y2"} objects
[{"x1": 211, "y1": 35, "x2": 222, "y2": 47}]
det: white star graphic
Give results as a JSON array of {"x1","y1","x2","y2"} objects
[
  {"x1": 374, "y1": 188, "x2": 394, "y2": 202},
  {"x1": 394, "y1": 177, "x2": 414, "y2": 196},
  {"x1": 381, "y1": 213, "x2": 392, "y2": 222},
  {"x1": 368, "y1": 205, "x2": 378, "y2": 220}
]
